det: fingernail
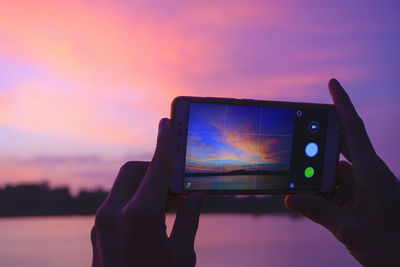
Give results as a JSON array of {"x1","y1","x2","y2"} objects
[
  {"x1": 330, "y1": 78, "x2": 339, "y2": 86},
  {"x1": 158, "y1": 118, "x2": 169, "y2": 137},
  {"x1": 285, "y1": 194, "x2": 300, "y2": 210},
  {"x1": 329, "y1": 79, "x2": 347, "y2": 103},
  {"x1": 329, "y1": 78, "x2": 343, "y2": 92}
]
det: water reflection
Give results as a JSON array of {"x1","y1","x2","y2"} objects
[{"x1": 0, "y1": 215, "x2": 359, "y2": 267}]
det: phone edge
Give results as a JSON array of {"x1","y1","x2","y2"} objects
[
  {"x1": 169, "y1": 96, "x2": 340, "y2": 195},
  {"x1": 320, "y1": 107, "x2": 341, "y2": 193}
]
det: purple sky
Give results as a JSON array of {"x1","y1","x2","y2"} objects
[{"x1": 0, "y1": 0, "x2": 399, "y2": 191}]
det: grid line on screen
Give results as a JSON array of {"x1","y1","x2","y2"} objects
[
  {"x1": 254, "y1": 106, "x2": 263, "y2": 190},
  {"x1": 218, "y1": 104, "x2": 228, "y2": 190}
]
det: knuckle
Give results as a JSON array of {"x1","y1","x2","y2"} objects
[
  {"x1": 119, "y1": 161, "x2": 138, "y2": 173},
  {"x1": 90, "y1": 226, "x2": 97, "y2": 244},
  {"x1": 95, "y1": 203, "x2": 119, "y2": 229},
  {"x1": 118, "y1": 161, "x2": 148, "y2": 176},
  {"x1": 122, "y1": 205, "x2": 163, "y2": 227}
]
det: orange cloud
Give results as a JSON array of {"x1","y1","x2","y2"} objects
[
  {"x1": 186, "y1": 154, "x2": 242, "y2": 163},
  {"x1": 223, "y1": 133, "x2": 291, "y2": 164},
  {"x1": 186, "y1": 133, "x2": 290, "y2": 165}
]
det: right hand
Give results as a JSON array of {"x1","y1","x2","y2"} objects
[{"x1": 285, "y1": 79, "x2": 400, "y2": 266}]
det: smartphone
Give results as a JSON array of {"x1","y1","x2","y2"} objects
[{"x1": 170, "y1": 96, "x2": 340, "y2": 194}]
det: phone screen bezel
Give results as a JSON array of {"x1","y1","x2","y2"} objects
[{"x1": 170, "y1": 96, "x2": 340, "y2": 195}]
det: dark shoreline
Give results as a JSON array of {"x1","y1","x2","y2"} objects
[{"x1": 0, "y1": 182, "x2": 295, "y2": 217}]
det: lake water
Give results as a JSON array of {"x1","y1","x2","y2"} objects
[{"x1": 0, "y1": 215, "x2": 360, "y2": 267}]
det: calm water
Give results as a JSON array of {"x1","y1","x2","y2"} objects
[{"x1": 0, "y1": 215, "x2": 360, "y2": 267}]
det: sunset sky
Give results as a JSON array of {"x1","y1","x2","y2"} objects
[
  {"x1": 185, "y1": 103, "x2": 293, "y2": 173},
  {"x1": 0, "y1": 0, "x2": 399, "y2": 192}
]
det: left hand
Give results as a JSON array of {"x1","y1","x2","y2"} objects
[{"x1": 91, "y1": 118, "x2": 204, "y2": 267}]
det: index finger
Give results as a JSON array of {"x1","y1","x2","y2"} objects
[{"x1": 107, "y1": 161, "x2": 149, "y2": 207}]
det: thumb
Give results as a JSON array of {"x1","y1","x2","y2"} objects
[
  {"x1": 170, "y1": 193, "x2": 204, "y2": 247},
  {"x1": 285, "y1": 194, "x2": 348, "y2": 234},
  {"x1": 124, "y1": 118, "x2": 176, "y2": 215}
]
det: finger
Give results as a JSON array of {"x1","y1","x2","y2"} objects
[
  {"x1": 106, "y1": 161, "x2": 149, "y2": 207},
  {"x1": 343, "y1": 188, "x2": 354, "y2": 210},
  {"x1": 91, "y1": 226, "x2": 101, "y2": 267},
  {"x1": 328, "y1": 187, "x2": 353, "y2": 210},
  {"x1": 165, "y1": 194, "x2": 185, "y2": 212},
  {"x1": 170, "y1": 194, "x2": 204, "y2": 267},
  {"x1": 337, "y1": 161, "x2": 354, "y2": 188},
  {"x1": 285, "y1": 194, "x2": 348, "y2": 235},
  {"x1": 335, "y1": 161, "x2": 355, "y2": 209},
  {"x1": 126, "y1": 118, "x2": 177, "y2": 213},
  {"x1": 328, "y1": 79, "x2": 376, "y2": 167},
  {"x1": 170, "y1": 193, "x2": 204, "y2": 249},
  {"x1": 329, "y1": 186, "x2": 345, "y2": 206},
  {"x1": 339, "y1": 131, "x2": 352, "y2": 162}
]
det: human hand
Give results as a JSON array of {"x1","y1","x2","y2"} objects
[
  {"x1": 91, "y1": 118, "x2": 204, "y2": 267},
  {"x1": 285, "y1": 79, "x2": 400, "y2": 266}
]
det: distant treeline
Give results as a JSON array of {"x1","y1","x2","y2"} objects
[
  {"x1": 0, "y1": 183, "x2": 106, "y2": 217},
  {"x1": 0, "y1": 182, "x2": 293, "y2": 217}
]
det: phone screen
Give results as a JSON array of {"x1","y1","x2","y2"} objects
[{"x1": 183, "y1": 102, "x2": 328, "y2": 192}]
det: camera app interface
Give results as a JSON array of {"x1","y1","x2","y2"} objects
[
  {"x1": 185, "y1": 103, "x2": 294, "y2": 191},
  {"x1": 183, "y1": 102, "x2": 327, "y2": 191}
]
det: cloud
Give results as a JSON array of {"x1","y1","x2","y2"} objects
[
  {"x1": 23, "y1": 155, "x2": 103, "y2": 165},
  {"x1": 0, "y1": 0, "x2": 366, "y2": 148},
  {"x1": 1, "y1": 0, "x2": 399, "y2": 188}
]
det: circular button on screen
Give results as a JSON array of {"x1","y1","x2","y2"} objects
[
  {"x1": 309, "y1": 121, "x2": 319, "y2": 133},
  {"x1": 305, "y1": 167, "x2": 314, "y2": 178},
  {"x1": 305, "y1": 142, "x2": 318, "y2": 157}
]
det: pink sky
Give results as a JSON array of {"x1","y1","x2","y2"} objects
[{"x1": 0, "y1": 0, "x2": 399, "y2": 191}]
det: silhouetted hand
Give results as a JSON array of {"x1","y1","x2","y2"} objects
[
  {"x1": 91, "y1": 118, "x2": 204, "y2": 267},
  {"x1": 285, "y1": 79, "x2": 400, "y2": 266}
]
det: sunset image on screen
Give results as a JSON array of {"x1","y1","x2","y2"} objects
[{"x1": 184, "y1": 103, "x2": 295, "y2": 190}]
